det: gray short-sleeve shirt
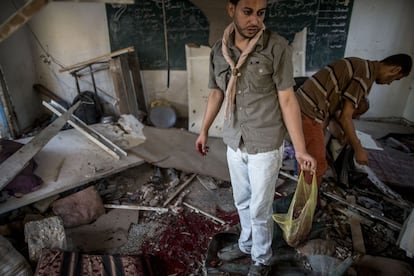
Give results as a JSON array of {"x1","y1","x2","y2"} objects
[{"x1": 209, "y1": 29, "x2": 295, "y2": 154}]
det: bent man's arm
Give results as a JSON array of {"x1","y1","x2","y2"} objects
[
  {"x1": 338, "y1": 99, "x2": 368, "y2": 164},
  {"x1": 278, "y1": 87, "x2": 316, "y2": 172}
]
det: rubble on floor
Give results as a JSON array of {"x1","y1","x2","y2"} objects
[{"x1": 1, "y1": 122, "x2": 414, "y2": 275}]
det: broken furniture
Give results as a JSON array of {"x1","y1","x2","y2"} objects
[
  {"x1": 43, "y1": 100, "x2": 127, "y2": 160},
  {"x1": 59, "y1": 47, "x2": 148, "y2": 119},
  {"x1": 0, "y1": 118, "x2": 145, "y2": 215},
  {"x1": 0, "y1": 102, "x2": 80, "y2": 192}
]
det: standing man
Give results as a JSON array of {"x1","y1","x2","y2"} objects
[
  {"x1": 296, "y1": 54, "x2": 412, "y2": 185},
  {"x1": 195, "y1": 0, "x2": 316, "y2": 274}
]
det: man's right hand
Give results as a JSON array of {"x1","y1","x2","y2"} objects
[
  {"x1": 195, "y1": 133, "x2": 209, "y2": 156},
  {"x1": 354, "y1": 148, "x2": 368, "y2": 165}
]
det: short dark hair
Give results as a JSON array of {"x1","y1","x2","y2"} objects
[
  {"x1": 229, "y1": 0, "x2": 240, "y2": 5},
  {"x1": 381, "y1": 54, "x2": 412, "y2": 76}
]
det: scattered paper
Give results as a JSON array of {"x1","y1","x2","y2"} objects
[{"x1": 356, "y1": 130, "x2": 383, "y2": 151}]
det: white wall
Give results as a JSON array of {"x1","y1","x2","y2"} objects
[
  {"x1": 404, "y1": 79, "x2": 414, "y2": 120},
  {"x1": 344, "y1": 0, "x2": 414, "y2": 121},
  {"x1": 29, "y1": 2, "x2": 114, "y2": 106},
  {"x1": 28, "y1": 2, "x2": 191, "y2": 118}
]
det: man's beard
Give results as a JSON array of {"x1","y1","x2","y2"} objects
[{"x1": 234, "y1": 21, "x2": 260, "y2": 39}]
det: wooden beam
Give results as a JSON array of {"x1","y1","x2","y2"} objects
[
  {"x1": 127, "y1": 52, "x2": 148, "y2": 113},
  {"x1": 59, "y1": 47, "x2": 135, "y2": 72},
  {"x1": 43, "y1": 101, "x2": 127, "y2": 159},
  {"x1": 109, "y1": 55, "x2": 140, "y2": 117},
  {"x1": 346, "y1": 195, "x2": 366, "y2": 254},
  {"x1": 0, "y1": 0, "x2": 134, "y2": 44},
  {"x1": 349, "y1": 216, "x2": 366, "y2": 254},
  {"x1": 0, "y1": 101, "x2": 80, "y2": 191},
  {"x1": 0, "y1": 0, "x2": 49, "y2": 44}
]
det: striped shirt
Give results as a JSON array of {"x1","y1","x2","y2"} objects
[{"x1": 296, "y1": 57, "x2": 379, "y2": 123}]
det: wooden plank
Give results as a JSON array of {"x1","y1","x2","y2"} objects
[
  {"x1": 43, "y1": 101, "x2": 127, "y2": 159},
  {"x1": 119, "y1": 55, "x2": 139, "y2": 117},
  {"x1": 109, "y1": 56, "x2": 140, "y2": 117},
  {"x1": 346, "y1": 195, "x2": 366, "y2": 254},
  {"x1": 0, "y1": 125, "x2": 145, "y2": 215},
  {"x1": 59, "y1": 47, "x2": 135, "y2": 73},
  {"x1": 349, "y1": 216, "x2": 366, "y2": 254},
  {"x1": 0, "y1": 0, "x2": 49, "y2": 44},
  {"x1": 110, "y1": 58, "x2": 129, "y2": 115},
  {"x1": 127, "y1": 52, "x2": 148, "y2": 113},
  {"x1": 0, "y1": 101, "x2": 79, "y2": 191}
]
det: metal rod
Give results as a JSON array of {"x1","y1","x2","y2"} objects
[
  {"x1": 89, "y1": 64, "x2": 98, "y2": 95},
  {"x1": 161, "y1": 0, "x2": 170, "y2": 88},
  {"x1": 163, "y1": 173, "x2": 197, "y2": 207},
  {"x1": 323, "y1": 192, "x2": 402, "y2": 230},
  {"x1": 73, "y1": 72, "x2": 81, "y2": 94},
  {"x1": 183, "y1": 201, "x2": 226, "y2": 225},
  {"x1": 104, "y1": 204, "x2": 168, "y2": 213},
  {"x1": 279, "y1": 171, "x2": 298, "y2": 182}
]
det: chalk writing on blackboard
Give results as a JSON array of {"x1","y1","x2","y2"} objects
[
  {"x1": 106, "y1": 0, "x2": 209, "y2": 70},
  {"x1": 306, "y1": 1, "x2": 353, "y2": 71},
  {"x1": 265, "y1": 0, "x2": 353, "y2": 71},
  {"x1": 106, "y1": 0, "x2": 353, "y2": 72}
]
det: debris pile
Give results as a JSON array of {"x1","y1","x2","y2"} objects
[{"x1": 1, "y1": 130, "x2": 414, "y2": 275}]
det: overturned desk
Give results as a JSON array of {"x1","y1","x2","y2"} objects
[{"x1": 0, "y1": 122, "x2": 145, "y2": 215}]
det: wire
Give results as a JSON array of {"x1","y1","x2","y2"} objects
[{"x1": 10, "y1": 0, "x2": 66, "y2": 69}]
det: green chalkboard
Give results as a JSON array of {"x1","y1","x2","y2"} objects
[
  {"x1": 265, "y1": 0, "x2": 354, "y2": 71},
  {"x1": 106, "y1": 1, "x2": 209, "y2": 70},
  {"x1": 106, "y1": 0, "x2": 353, "y2": 72}
]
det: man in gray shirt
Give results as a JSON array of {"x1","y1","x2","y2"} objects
[{"x1": 195, "y1": 0, "x2": 316, "y2": 275}]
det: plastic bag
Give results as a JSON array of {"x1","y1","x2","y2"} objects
[{"x1": 272, "y1": 171, "x2": 318, "y2": 247}]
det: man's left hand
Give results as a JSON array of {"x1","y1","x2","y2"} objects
[{"x1": 296, "y1": 152, "x2": 317, "y2": 173}]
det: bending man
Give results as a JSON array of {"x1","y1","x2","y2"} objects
[{"x1": 296, "y1": 54, "x2": 412, "y2": 185}]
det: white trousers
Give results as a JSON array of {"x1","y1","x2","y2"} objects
[{"x1": 226, "y1": 144, "x2": 283, "y2": 265}]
